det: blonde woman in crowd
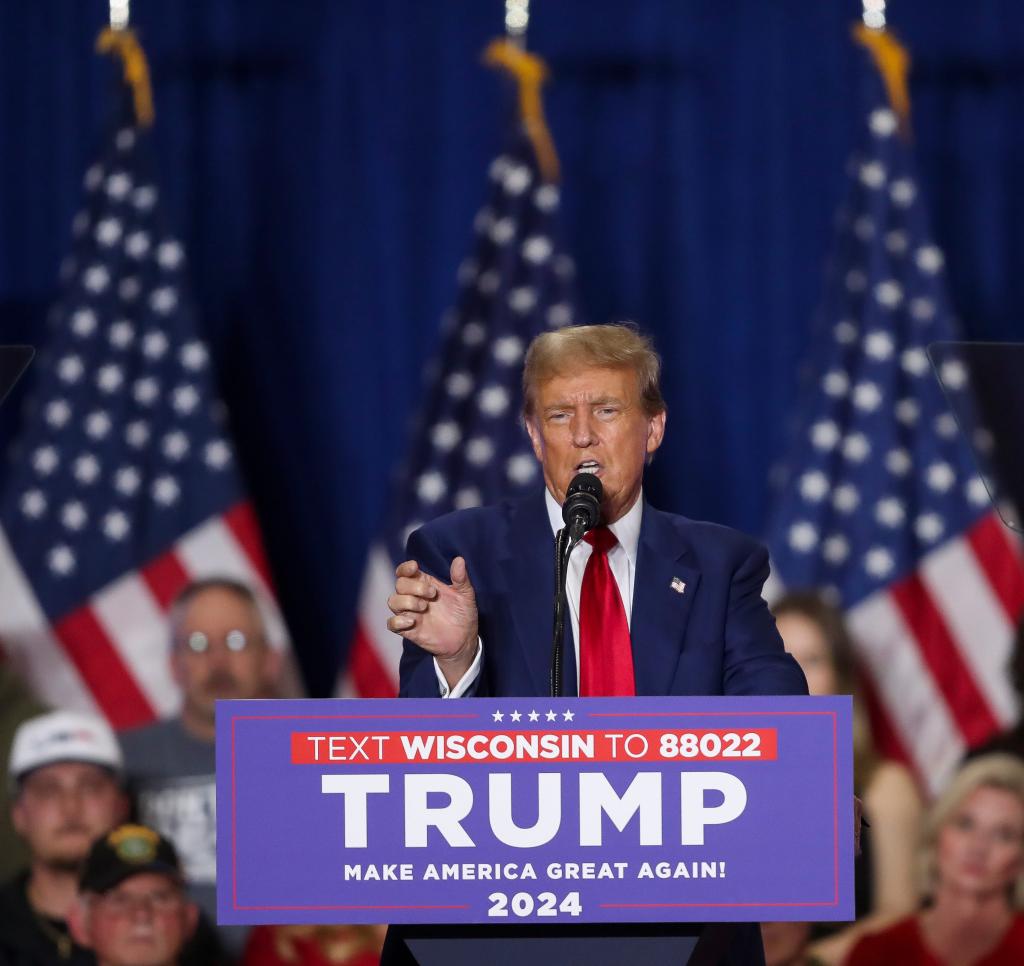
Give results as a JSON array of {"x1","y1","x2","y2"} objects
[
  {"x1": 846, "y1": 753, "x2": 1024, "y2": 964},
  {"x1": 761, "y1": 591, "x2": 924, "y2": 965}
]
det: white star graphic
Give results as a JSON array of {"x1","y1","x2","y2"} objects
[
  {"x1": 506, "y1": 454, "x2": 537, "y2": 485},
  {"x1": 152, "y1": 475, "x2": 180, "y2": 506},
  {"x1": 492, "y1": 710, "x2": 505, "y2": 722},
  {"x1": 508, "y1": 286, "x2": 537, "y2": 314},
  {"x1": 810, "y1": 420, "x2": 840, "y2": 451},
  {"x1": 171, "y1": 384, "x2": 199, "y2": 414},
  {"x1": 454, "y1": 487, "x2": 482, "y2": 510},
  {"x1": 32, "y1": 446, "x2": 59, "y2": 476},
  {"x1": 900, "y1": 348, "x2": 929, "y2": 377},
  {"x1": 478, "y1": 385, "x2": 510, "y2": 417},
  {"x1": 477, "y1": 269, "x2": 500, "y2": 294},
  {"x1": 547, "y1": 303, "x2": 573, "y2": 328},
  {"x1": 20, "y1": 490, "x2": 47, "y2": 519},
  {"x1": 869, "y1": 108, "x2": 897, "y2": 137},
  {"x1": 821, "y1": 370, "x2": 849, "y2": 397},
  {"x1": 131, "y1": 185, "x2": 157, "y2": 210},
  {"x1": 445, "y1": 372, "x2": 474, "y2": 399},
  {"x1": 71, "y1": 307, "x2": 98, "y2": 336},
  {"x1": 833, "y1": 484, "x2": 860, "y2": 513},
  {"x1": 45, "y1": 400, "x2": 71, "y2": 429},
  {"x1": 85, "y1": 411, "x2": 112, "y2": 440},
  {"x1": 114, "y1": 466, "x2": 141, "y2": 496},
  {"x1": 799, "y1": 471, "x2": 829, "y2": 502},
  {"x1": 57, "y1": 355, "x2": 84, "y2": 384},
  {"x1": 886, "y1": 448, "x2": 912, "y2": 476},
  {"x1": 94, "y1": 217, "x2": 123, "y2": 247},
  {"x1": 179, "y1": 341, "x2": 208, "y2": 371},
  {"x1": 102, "y1": 510, "x2": 130, "y2": 541},
  {"x1": 156, "y1": 239, "x2": 185, "y2": 269},
  {"x1": 431, "y1": 421, "x2": 461, "y2": 451},
  {"x1": 510, "y1": 711, "x2": 522, "y2": 722},
  {"x1": 875, "y1": 497, "x2": 906, "y2": 528},
  {"x1": 885, "y1": 229, "x2": 908, "y2": 255},
  {"x1": 853, "y1": 382, "x2": 882, "y2": 412},
  {"x1": 204, "y1": 440, "x2": 232, "y2": 469},
  {"x1": 788, "y1": 522, "x2": 818, "y2": 552},
  {"x1": 842, "y1": 433, "x2": 871, "y2": 462},
  {"x1": 61, "y1": 501, "x2": 88, "y2": 531},
  {"x1": 823, "y1": 535, "x2": 850, "y2": 564},
  {"x1": 915, "y1": 245, "x2": 945, "y2": 274},
  {"x1": 143, "y1": 332, "x2": 169, "y2": 360},
  {"x1": 895, "y1": 398, "x2": 920, "y2": 425},
  {"x1": 503, "y1": 164, "x2": 532, "y2": 195},
  {"x1": 48, "y1": 545, "x2": 76, "y2": 576},
  {"x1": 118, "y1": 277, "x2": 141, "y2": 301},
  {"x1": 493, "y1": 336, "x2": 524, "y2": 366},
  {"x1": 563, "y1": 710, "x2": 575, "y2": 722},
  {"x1": 864, "y1": 331, "x2": 894, "y2": 360},
  {"x1": 125, "y1": 421, "x2": 150, "y2": 448},
  {"x1": 461, "y1": 321, "x2": 486, "y2": 346},
  {"x1": 915, "y1": 513, "x2": 945, "y2": 543},
  {"x1": 105, "y1": 171, "x2": 133, "y2": 199},
  {"x1": 82, "y1": 265, "x2": 110, "y2": 293},
  {"x1": 73, "y1": 454, "x2": 101, "y2": 485},
  {"x1": 865, "y1": 547, "x2": 895, "y2": 578},
  {"x1": 96, "y1": 364, "x2": 124, "y2": 394},
  {"x1": 890, "y1": 178, "x2": 916, "y2": 207},
  {"x1": 534, "y1": 184, "x2": 559, "y2": 211},
  {"x1": 416, "y1": 471, "x2": 447, "y2": 503},
  {"x1": 874, "y1": 279, "x2": 903, "y2": 308},
  {"x1": 466, "y1": 437, "x2": 495, "y2": 466},
  {"x1": 522, "y1": 236, "x2": 553, "y2": 264},
  {"x1": 858, "y1": 161, "x2": 886, "y2": 188},
  {"x1": 134, "y1": 377, "x2": 160, "y2": 406},
  {"x1": 150, "y1": 286, "x2": 179, "y2": 314},
  {"x1": 545, "y1": 710, "x2": 558, "y2": 722},
  {"x1": 489, "y1": 217, "x2": 516, "y2": 244},
  {"x1": 162, "y1": 431, "x2": 190, "y2": 461},
  {"x1": 833, "y1": 320, "x2": 858, "y2": 344},
  {"x1": 108, "y1": 320, "x2": 135, "y2": 348},
  {"x1": 528, "y1": 710, "x2": 540, "y2": 722},
  {"x1": 926, "y1": 462, "x2": 956, "y2": 493}
]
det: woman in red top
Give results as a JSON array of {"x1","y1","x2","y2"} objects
[{"x1": 846, "y1": 754, "x2": 1024, "y2": 966}]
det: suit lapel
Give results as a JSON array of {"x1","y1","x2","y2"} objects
[
  {"x1": 630, "y1": 503, "x2": 702, "y2": 695},
  {"x1": 500, "y1": 491, "x2": 558, "y2": 696}
]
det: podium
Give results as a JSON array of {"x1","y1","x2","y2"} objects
[
  {"x1": 217, "y1": 695, "x2": 854, "y2": 966},
  {"x1": 387, "y1": 922, "x2": 735, "y2": 965}
]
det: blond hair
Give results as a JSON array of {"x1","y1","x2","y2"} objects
[
  {"x1": 920, "y1": 753, "x2": 1024, "y2": 906},
  {"x1": 522, "y1": 323, "x2": 665, "y2": 420}
]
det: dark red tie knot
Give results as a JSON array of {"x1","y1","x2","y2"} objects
[{"x1": 584, "y1": 527, "x2": 617, "y2": 555}]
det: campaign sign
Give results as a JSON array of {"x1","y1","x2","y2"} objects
[{"x1": 217, "y1": 696, "x2": 853, "y2": 925}]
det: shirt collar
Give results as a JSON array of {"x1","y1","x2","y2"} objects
[{"x1": 543, "y1": 486, "x2": 643, "y2": 567}]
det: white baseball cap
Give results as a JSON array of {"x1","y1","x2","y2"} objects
[{"x1": 8, "y1": 711, "x2": 122, "y2": 788}]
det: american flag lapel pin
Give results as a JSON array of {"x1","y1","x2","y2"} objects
[{"x1": 670, "y1": 577, "x2": 686, "y2": 595}]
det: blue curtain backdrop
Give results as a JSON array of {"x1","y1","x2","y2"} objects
[{"x1": 2, "y1": 1, "x2": 1023, "y2": 693}]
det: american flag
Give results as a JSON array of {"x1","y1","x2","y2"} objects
[
  {"x1": 0, "y1": 87, "x2": 286, "y2": 730},
  {"x1": 341, "y1": 118, "x2": 578, "y2": 697},
  {"x1": 766, "y1": 30, "x2": 1024, "y2": 794}
]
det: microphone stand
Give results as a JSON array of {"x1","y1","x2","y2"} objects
[{"x1": 550, "y1": 524, "x2": 582, "y2": 698}]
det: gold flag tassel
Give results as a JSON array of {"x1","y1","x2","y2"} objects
[
  {"x1": 483, "y1": 38, "x2": 560, "y2": 183},
  {"x1": 853, "y1": 22, "x2": 911, "y2": 137},
  {"x1": 96, "y1": 27, "x2": 155, "y2": 128}
]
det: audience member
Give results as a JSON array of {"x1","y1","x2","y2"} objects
[
  {"x1": 241, "y1": 926, "x2": 385, "y2": 966},
  {"x1": 969, "y1": 619, "x2": 1024, "y2": 762},
  {"x1": 765, "y1": 591, "x2": 923, "y2": 964},
  {"x1": 0, "y1": 660, "x2": 47, "y2": 882},
  {"x1": 68, "y1": 824, "x2": 198, "y2": 966},
  {"x1": 0, "y1": 711, "x2": 128, "y2": 966},
  {"x1": 120, "y1": 578, "x2": 280, "y2": 959},
  {"x1": 846, "y1": 753, "x2": 1024, "y2": 965}
]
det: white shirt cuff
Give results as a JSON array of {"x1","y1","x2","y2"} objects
[{"x1": 434, "y1": 640, "x2": 482, "y2": 698}]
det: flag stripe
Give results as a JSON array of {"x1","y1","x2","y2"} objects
[
  {"x1": 350, "y1": 620, "x2": 399, "y2": 698},
  {"x1": 224, "y1": 501, "x2": 273, "y2": 588},
  {"x1": 176, "y1": 513, "x2": 288, "y2": 651},
  {"x1": 889, "y1": 574, "x2": 999, "y2": 747},
  {"x1": 967, "y1": 513, "x2": 1024, "y2": 624},
  {"x1": 858, "y1": 666, "x2": 916, "y2": 781},
  {"x1": 141, "y1": 549, "x2": 191, "y2": 610},
  {"x1": 52, "y1": 605, "x2": 155, "y2": 729},
  {"x1": 0, "y1": 527, "x2": 100, "y2": 715},
  {"x1": 847, "y1": 590, "x2": 964, "y2": 792},
  {"x1": 918, "y1": 535, "x2": 1017, "y2": 726},
  {"x1": 90, "y1": 573, "x2": 179, "y2": 718}
]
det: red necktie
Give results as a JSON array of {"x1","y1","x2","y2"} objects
[{"x1": 579, "y1": 527, "x2": 636, "y2": 696}]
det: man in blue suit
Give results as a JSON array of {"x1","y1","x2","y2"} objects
[{"x1": 385, "y1": 323, "x2": 808, "y2": 964}]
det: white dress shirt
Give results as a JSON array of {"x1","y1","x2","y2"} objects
[{"x1": 435, "y1": 489, "x2": 643, "y2": 697}]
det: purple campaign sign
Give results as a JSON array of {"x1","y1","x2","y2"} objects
[{"x1": 216, "y1": 696, "x2": 853, "y2": 925}]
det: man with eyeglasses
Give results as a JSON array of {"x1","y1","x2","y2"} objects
[
  {"x1": 120, "y1": 578, "x2": 280, "y2": 959},
  {"x1": 0, "y1": 711, "x2": 128, "y2": 966},
  {"x1": 68, "y1": 824, "x2": 197, "y2": 966}
]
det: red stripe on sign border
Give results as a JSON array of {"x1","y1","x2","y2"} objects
[
  {"x1": 224, "y1": 502, "x2": 273, "y2": 588},
  {"x1": 889, "y1": 576, "x2": 999, "y2": 747},
  {"x1": 968, "y1": 513, "x2": 1024, "y2": 624},
  {"x1": 141, "y1": 550, "x2": 191, "y2": 610},
  {"x1": 350, "y1": 620, "x2": 398, "y2": 697},
  {"x1": 52, "y1": 606, "x2": 155, "y2": 729}
]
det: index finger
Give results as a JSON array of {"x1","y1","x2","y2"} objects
[{"x1": 395, "y1": 559, "x2": 422, "y2": 579}]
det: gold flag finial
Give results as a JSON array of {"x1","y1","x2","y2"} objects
[
  {"x1": 853, "y1": 23, "x2": 911, "y2": 135},
  {"x1": 483, "y1": 38, "x2": 560, "y2": 183},
  {"x1": 96, "y1": 27, "x2": 155, "y2": 128}
]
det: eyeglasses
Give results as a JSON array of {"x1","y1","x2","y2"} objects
[
  {"x1": 183, "y1": 629, "x2": 251, "y2": 653},
  {"x1": 95, "y1": 888, "x2": 183, "y2": 916}
]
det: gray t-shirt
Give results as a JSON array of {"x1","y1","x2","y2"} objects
[{"x1": 121, "y1": 718, "x2": 247, "y2": 956}]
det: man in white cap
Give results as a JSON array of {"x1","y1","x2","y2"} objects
[{"x1": 0, "y1": 710, "x2": 128, "y2": 966}]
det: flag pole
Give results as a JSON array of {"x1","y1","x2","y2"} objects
[
  {"x1": 96, "y1": 1, "x2": 155, "y2": 128},
  {"x1": 853, "y1": 0, "x2": 911, "y2": 136},
  {"x1": 504, "y1": 0, "x2": 530, "y2": 48},
  {"x1": 485, "y1": 0, "x2": 560, "y2": 184}
]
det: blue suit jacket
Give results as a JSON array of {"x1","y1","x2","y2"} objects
[
  {"x1": 391, "y1": 490, "x2": 807, "y2": 966},
  {"x1": 399, "y1": 489, "x2": 807, "y2": 700}
]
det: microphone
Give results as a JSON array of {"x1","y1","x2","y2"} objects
[{"x1": 562, "y1": 472, "x2": 603, "y2": 538}]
